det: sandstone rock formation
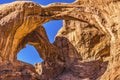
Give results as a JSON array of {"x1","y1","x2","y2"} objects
[
  {"x1": 0, "y1": 0, "x2": 120, "y2": 80},
  {"x1": 34, "y1": 63, "x2": 42, "y2": 75}
]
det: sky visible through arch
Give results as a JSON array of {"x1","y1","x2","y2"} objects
[{"x1": 0, "y1": 0, "x2": 75, "y2": 65}]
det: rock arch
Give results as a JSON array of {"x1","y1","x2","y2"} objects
[
  {"x1": 0, "y1": 0, "x2": 120, "y2": 80},
  {"x1": 0, "y1": 1, "x2": 81, "y2": 79}
]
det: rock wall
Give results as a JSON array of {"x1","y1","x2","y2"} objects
[{"x1": 0, "y1": 0, "x2": 120, "y2": 80}]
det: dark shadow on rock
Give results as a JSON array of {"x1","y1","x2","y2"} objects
[
  {"x1": 52, "y1": 36, "x2": 108, "y2": 80},
  {"x1": 53, "y1": 36, "x2": 82, "y2": 69},
  {"x1": 0, "y1": 60, "x2": 38, "y2": 80},
  {"x1": 70, "y1": 60, "x2": 108, "y2": 80}
]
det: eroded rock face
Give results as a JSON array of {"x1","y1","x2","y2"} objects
[{"x1": 0, "y1": 0, "x2": 120, "y2": 80}]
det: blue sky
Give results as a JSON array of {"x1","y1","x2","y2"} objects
[{"x1": 0, "y1": 0, "x2": 75, "y2": 65}]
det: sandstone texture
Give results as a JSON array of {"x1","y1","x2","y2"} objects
[{"x1": 0, "y1": 0, "x2": 120, "y2": 80}]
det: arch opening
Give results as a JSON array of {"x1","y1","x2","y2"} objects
[
  {"x1": 17, "y1": 20, "x2": 63, "y2": 65},
  {"x1": 17, "y1": 44, "x2": 43, "y2": 65},
  {"x1": 43, "y1": 20, "x2": 63, "y2": 43}
]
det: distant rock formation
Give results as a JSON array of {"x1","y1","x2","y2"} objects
[
  {"x1": 34, "y1": 63, "x2": 42, "y2": 75},
  {"x1": 0, "y1": 0, "x2": 120, "y2": 80}
]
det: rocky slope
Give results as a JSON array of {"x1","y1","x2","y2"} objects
[{"x1": 0, "y1": 0, "x2": 120, "y2": 80}]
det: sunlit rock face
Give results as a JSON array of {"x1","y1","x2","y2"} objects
[
  {"x1": 54, "y1": 1, "x2": 120, "y2": 80},
  {"x1": 0, "y1": 0, "x2": 120, "y2": 80}
]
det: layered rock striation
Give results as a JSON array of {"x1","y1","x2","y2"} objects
[{"x1": 0, "y1": 0, "x2": 120, "y2": 80}]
